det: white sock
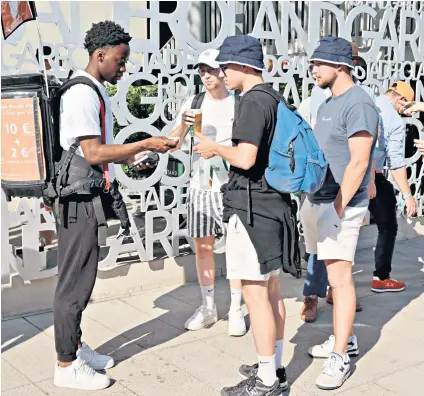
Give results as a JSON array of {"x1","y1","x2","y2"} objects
[
  {"x1": 275, "y1": 339, "x2": 284, "y2": 369},
  {"x1": 229, "y1": 288, "x2": 242, "y2": 311},
  {"x1": 201, "y1": 285, "x2": 215, "y2": 310},
  {"x1": 257, "y1": 354, "x2": 277, "y2": 387}
]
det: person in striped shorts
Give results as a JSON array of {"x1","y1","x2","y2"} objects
[{"x1": 169, "y1": 49, "x2": 247, "y2": 336}]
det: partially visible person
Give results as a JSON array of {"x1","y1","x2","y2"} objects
[
  {"x1": 397, "y1": 100, "x2": 424, "y2": 155},
  {"x1": 301, "y1": 37, "x2": 379, "y2": 390},
  {"x1": 194, "y1": 35, "x2": 297, "y2": 396},
  {"x1": 168, "y1": 49, "x2": 246, "y2": 337},
  {"x1": 368, "y1": 81, "x2": 417, "y2": 293}
]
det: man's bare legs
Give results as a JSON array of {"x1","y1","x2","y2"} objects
[
  {"x1": 241, "y1": 276, "x2": 286, "y2": 386},
  {"x1": 194, "y1": 236, "x2": 215, "y2": 287},
  {"x1": 185, "y1": 236, "x2": 245, "y2": 334},
  {"x1": 243, "y1": 280, "x2": 276, "y2": 355},
  {"x1": 325, "y1": 259, "x2": 356, "y2": 355},
  {"x1": 268, "y1": 275, "x2": 285, "y2": 341},
  {"x1": 268, "y1": 275, "x2": 286, "y2": 371}
]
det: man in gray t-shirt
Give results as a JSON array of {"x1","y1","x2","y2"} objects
[
  {"x1": 299, "y1": 37, "x2": 379, "y2": 391},
  {"x1": 309, "y1": 85, "x2": 378, "y2": 207}
]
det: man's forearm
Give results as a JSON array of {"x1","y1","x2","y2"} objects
[
  {"x1": 369, "y1": 159, "x2": 376, "y2": 183},
  {"x1": 335, "y1": 160, "x2": 369, "y2": 211},
  {"x1": 168, "y1": 123, "x2": 188, "y2": 150},
  {"x1": 212, "y1": 144, "x2": 251, "y2": 170},
  {"x1": 87, "y1": 140, "x2": 159, "y2": 165},
  {"x1": 391, "y1": 167, "x2": 411, "y2": 196}
]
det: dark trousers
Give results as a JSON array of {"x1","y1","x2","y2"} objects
[
  {"x1": 368, "y1": 173, "x2": 398, "y2": 280},
  {"x1": 54, "y1": 196, "x2": 99, "y2": 362},
  {"x1": 303, "y1": 254, "x2": 328, "y2": 297}
]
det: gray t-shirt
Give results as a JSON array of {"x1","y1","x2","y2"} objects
[{"x1": 309, "y1": 85, "x2": 379, "y2": 207}]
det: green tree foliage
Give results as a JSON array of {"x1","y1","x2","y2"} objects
[{"x1": 106, "y1": 84, "x2": 159, "y2": 179}]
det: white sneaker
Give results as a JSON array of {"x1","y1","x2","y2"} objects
[
  {"x1": 308, "y1": 335, "x2": 359, "y2": 358},
  {"x1": 54, "y1": 357, "x2": 111, "y2": 390},
  {"x1": 228, "y1": 308, "x2": 247, "y2": 337},
  {"x1": 184, "y1": 305, "x2": 218, "y2": 331},
  {"x1": 316, "y1": 352, "x2": 351, "y2": 390},
  {"x1": 77, "y1": 342, "x2": 115, "y2": 370}
]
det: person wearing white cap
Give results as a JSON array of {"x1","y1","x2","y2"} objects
[{"x1": 170, "y1": 49, "x2": 247, "y2": 336}]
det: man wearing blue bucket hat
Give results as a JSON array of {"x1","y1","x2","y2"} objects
[
  {"x1": 194, "y1": 35, "x2": 300, "y2": 396},
  {"x1": 300, "y1": 36, "x2": 379, "y2": 390}
]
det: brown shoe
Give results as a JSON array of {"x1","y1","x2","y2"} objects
[
  {"x1": 326, "y1": 287, "x2": 363, "y2": 312},
  {"x1": 300, "y1": 296, "x2": 318, "y2": 322}
]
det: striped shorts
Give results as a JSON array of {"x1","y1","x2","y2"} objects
[{"x1": 187, "y1": 188, "x2": 226, "y2": 238}]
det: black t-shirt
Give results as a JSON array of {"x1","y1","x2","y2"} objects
[
  {"x1": 222, "y1": 83, "x2": 291, "y2": 216},
  {"x1": 230, "y1": 83, "x2": 277, "y2": 186}
]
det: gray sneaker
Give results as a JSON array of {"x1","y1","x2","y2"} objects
[
  {"x1": 308, "y1": 335, "x2": 359, "y2": 358},
  {"x1": 239, "y1": 363, "x2": 288, "y2": 391},
  {"x1": 316, "y1": 352, "x2": 351, "y2": 390},
  {"x1": 221, "y1": 376, "x2": 282, "y2": 396}
]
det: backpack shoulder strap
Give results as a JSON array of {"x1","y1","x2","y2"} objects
[
  {"x1": 249, "y1": 85, "x2": 296, "y2": 111},
  {"x1": 234, "y1": 94, "x2": 241, "y2": 117},
  {"x1": 249, "y1": 86, "x2": 282, "y2": 102},
  {"x1": 191, "y1": 92, "x2": 206, "y2": 109},
  {"x1": 58, "y1": 76, "x2": 105, "y2": 106}
]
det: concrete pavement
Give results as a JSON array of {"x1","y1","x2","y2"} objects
[{"x1": 2, "y1": 238, "x2": 424, "y2": 396}]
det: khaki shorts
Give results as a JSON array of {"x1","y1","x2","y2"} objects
[
  {"x1": 225, "y1": 215, "x2": 280, "y2": 281},
  {"x1": 300, "y1": 200, "x2": 367, "y2": 263}
]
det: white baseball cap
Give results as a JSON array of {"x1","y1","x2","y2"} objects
[{"x1": 194, "y1": 49, "x2": 220, "y2": 69}]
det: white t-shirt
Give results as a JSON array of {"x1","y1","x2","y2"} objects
[
  {"x1": 175, "y1": 93, "x2": 234, "y2": 192},
  {"x1": 59, "y1": 70, "x2": 115, "y2": 180}
]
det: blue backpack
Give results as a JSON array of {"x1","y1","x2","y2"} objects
[{"x1": 251, "y1": 87, "x2": 328, "y2": 194}]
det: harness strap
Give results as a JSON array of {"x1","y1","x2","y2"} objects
[
  {"x1": 54, "y1": 141, "x2": 80, "y2": 224},
  {"x1": 92, "y1": 194, "x2": 108, "y2": 246},
  {"x1": 99, "y1": 99, "x2": 111, "y2": 192}
]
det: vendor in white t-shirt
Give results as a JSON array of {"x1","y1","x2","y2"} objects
[{"x1": 52, "y1": 21, "x2": 177, "y2": 392}]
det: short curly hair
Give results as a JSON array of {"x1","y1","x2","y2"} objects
[{"x1": 84, "y1": 21, "x2": 132, "y2": 56}]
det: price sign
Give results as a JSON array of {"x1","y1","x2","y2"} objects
[{"x1": 1, "y1": 96, "x2": 44, "y2": 182}]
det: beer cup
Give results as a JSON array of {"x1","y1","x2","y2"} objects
[{"x1": 192, "y1": 109, "x2": 203, "y2": 134}]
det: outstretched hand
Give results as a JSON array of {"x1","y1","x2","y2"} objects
[
  {"x1": 193, "y1": 133, "x2": 217, "y2": 159},
  {"x1": 145, "y1": 136, "x2": 178, "y2": 153}
]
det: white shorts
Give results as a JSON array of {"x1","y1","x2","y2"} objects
[
  {"x1": 300, "y1": 200, "x2": 367, "y2": 263},
  {"x1": 225, "y1": 215, "x2": 281, "y2": 281}
]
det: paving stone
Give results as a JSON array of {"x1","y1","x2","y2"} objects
[
  {"x1": 1, "y1": 360, "x2": 31, "y2": 392},
  {"x1": 337, "y1": 382, "x2": 401, "y2": 396},
  {"x1": 1, "y1": 318, "x2": 39, "y2": 350},
  {"x1": 35, "y1": 379, "x2": 138, "y2": 396},
  {"x1": 121, "y1": 292, "x2": 205, "y2": 330},
  {"x1": 376, "y1": 363, "x2": 424, "y2": 396},
  {"x1": 1, "y1": 319, "x2": 56, "y2": 383},
  {"x1": 153, "y1": 339, "x2": 245, "y2": 391},
  {"x1": 1, "y1": 384, "x2": 46, "y2": 396},
  {"x1": 105, "y1": 350, "x2": 219, "y2": 396},
  {"x1": 24, "y1": 312, "x2": 54, "y2": 338}
]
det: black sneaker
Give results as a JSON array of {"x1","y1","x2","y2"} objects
[
  {"x1": 239, "y1": 363, "x2": 288, "y2": 391},
  {"x1": 221, "y1": 376, "x2": 282, "y2": 396}
]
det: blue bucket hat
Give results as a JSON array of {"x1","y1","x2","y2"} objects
[
  {"x1": 310, "y1": 36, "x2": 354, "y2": 69},
  {"x1": 216, "y1": 35, "x2": 265, "y2": 71}
]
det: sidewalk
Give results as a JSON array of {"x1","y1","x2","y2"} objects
[{"x1": 2, "y1": 238, "x2": 423, "y2": 396}]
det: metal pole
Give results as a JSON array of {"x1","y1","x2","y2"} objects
[{"x1": 35, "y1": 18, "x2": 49, "y2": 98}]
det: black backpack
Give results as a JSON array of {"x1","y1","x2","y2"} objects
[
  {"x1": 190, "y1": 91, "x2": 240, "y2": 113},
  {"x1": 1, "y1": 73, "x2": 105, "y2": 200}
]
